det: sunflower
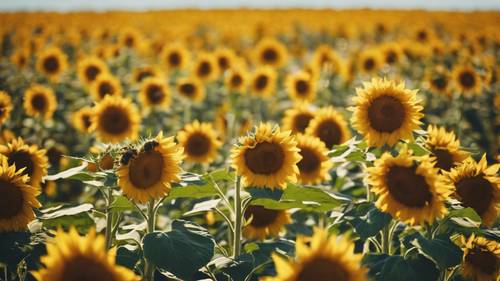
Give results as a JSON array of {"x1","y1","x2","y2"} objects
[
  {"x1": 282, "y1": 105, "x2": 315, "y2": 134},
  {"x1": 264, "y1": 228, "x2": 367, "y2": 281},
  {"x1": 286, "y1": 71, "x2": 317, "y2": 103},
  {"x1": 225, "y1": 67, "x2": 248, "y2": 93},
  {"x1": 452, "y1": 65, "x2": 482, "y2": 96},
  {"x1": 192, "y1": 53, "x2": 219, "y2": 82},
  {"x1": 177, "y1": 120, "x2": 222, "y2": 164},
  {"x1": 295, "y1": 134, "x2": 332, "y2": 185},
  {"x1": 139, "y1": 77, "x2": 171, "y2": 110},
  {"x1": 380, "y1": 42, "x2": 404, "y2": 66},
  {"x1": 36, "y1": 47, "x2": 68, "y2": 81},
  {"x1": 459, "y1": 234, "x2": 500, "y2": 281},
  {"x1": 72, "y1": 107, "x2": 94, "y2": 133},
  {"x1": 231, "y1": 123, "x2": 301, "y2": 189},
  {"x1": 310, "y1": 44, "x2": 342, "y2": 74},
  {"x1": 445, "y1": 155, "x2": 500, "y2": 226},
  {"x1": 0, "y1": 137, "x2": 48, "y2": 188},
  {"x1": 160, "y1": 43, "x2": 191, "y2": 72},
  {"x1": 424, "y1": 125, "x2": 469, "y2": 172},
  {"x1": 23, "y1": 84, "x2": 57, "y2": 120},
  {"x1": 305, "y1": 106, "x2": 351, "y2": 149},
  {"x1": 119, "y1": 27, "x2": 142, "y2": 49},
  {"x1": 90, "y1": 73, "x2": 122, "y2": 101},
  {"x1": 10, "y1": 47, "x2": 30, "y2": 69},
  {"x1": 0, "y1": 91, "x2": 13, "y2": 125},
  {"x1": 132, "y1": 65, "x2": 164, "y2": 84},
  {"x1": 414, "y1": 27, "x2": 434, "y2": 44},
  {"x1": 91, "y1": 96, "x2": 140, "y2": 144},
  {"x1": 250, "y1": 66, "x2": 277, "y2": 97},
  {"x1": 242, "y1": 205, "x2": 290, "y2": 240},
  {"x1": 426, "y1": 66, "x2": 451, "y2": 96},
  {"x1": 254, "y1": 37, "x2": 288, "y2": 68},
  {"x1": 358, "y1": 49, "x2": 382, "y2": 74},
  {"x1": 77, "y1": 57, "x2": 109, "y2": 87},
  {"x1": 367, "y1": 149, "x2": 453, "y2": 225},
  {"x1": 32, "y1": 227, "x2": 140, "y2": 281},
  {"x1": 214, "y1": 48, "x2": 237, "y2": 73},
  {"x1": 117, "y1": 133, "x2": 183, "y2": 203},
  {"x1": 176, "y1": 77, "x2": 205, "y2": 102},
  {"x1": 350, "y1": 78, "x2": 424, "y2": 147}
]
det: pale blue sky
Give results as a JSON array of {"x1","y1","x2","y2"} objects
[{"x1": 0, "y1": 0, "x2": 499, "y2": 11}]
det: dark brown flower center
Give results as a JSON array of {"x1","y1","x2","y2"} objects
[
  {"x1": 218, "y1": 56, "x2": 229, "y2": 70},
  {"x1": 314, "y1": 120, "x2": 342, "y2": 149},
  {"x1": 297, "y1": 147, "x2": 321, "y2": 174},
  {"x1": 386, "y1": 51, "x2": 397, "y2": 64},
  {"x1": 31, "y1": 94, "x2": 47, "y2": 112},
  {"x1": 432, "y1": 76, "x2": 448, "y2": 90},
  {"x1": 185, "y1": 133, "x2": 211, "y2": 157},
  {"x1": 7, "y1": 151, "x2": 35, "y2": 178},
  {"x1": 99, "y1": 106, "x2": 130, "y2": 136},
  {"x1": 197, "y1": 61, "x2": 212, "y2": 77},
  {"x1": 98, "y1": 82, "x2": 114, "y2": 99},
  {"x1": 85, "y1": 65, "x2": 101, "y2": 82},
  {"x1": 43, "y1": 55, "x2": 60, "y2": 73},
  {"x1": 180, "y1": 83, "x2": 196, "y2": 97},
  {"x1": 146, "y1": 85, "x2": 165, "y2": 104},
  {"x1": 0, "y1": 179, "x2": 24, "y2": 219},
  {"x1": 82, "y1": 114, "x2": 92, "y2": 129},
  {"x1": 169, "y1": 52, "x2": 181, "y2": 67},
  {"x1": 124, "y1": 36, "x2": 134, "y2": 47},
  {"x1": 136, "y1": 70, "x2": 153, "y2": 82},
  {"x1": 363, "y1": 58, "x2": 375, "y2": 71},
  {"x1": 254, "y1": 75, "x2": 269, "y2": 91},
  {"x1": 128, "y1": 151, "x2": 164, "y2": 189},
  {"x1": 431, "y1": 148, "x2": 455, "y2": 171},
  {"x1": 386, "y1": 165, "x2": 432, "y2": 208},
  {"x1": 295, "y1": 80, "x2": 309, "y2": 95},
  {"x1": 244, "y1": 205, "x2": 279, "y2": 227},
  {"x1": 230, "y1": 74, "x2": 243, "y2": 87},
  {"x1": 47, "y1": 147, "x2": 63, "y2": 167},
  {"x1": 456, "y1": 175, "x2": 493, "y2": 216},
  {"x1": 293, "y1": 113, "x2": 313, "y2": 133},
  {"x1": 296, "y1": 256, "x2": 350, "y2": 281},
  {"x1": 244, "y1": 142, "x2": 284, "y2": 175},
  {"x1": 368, "y1": 95, "x2": 406, "y2": 133},
  {"x1": 417, "y1": 30, "x2": 428, "y2": 42},
  {"x1": 59, "y1": 255, "x2": 118, "y2": 281},
  {"x1": 465, "y1": 247, "x2": 499, "y2": 276},
  {"x1": 459, "y1": 71, "x2": 476, "y2": 89},
  {"x1": 262, "y1": 48, "x2": 278, "y2": 63}
]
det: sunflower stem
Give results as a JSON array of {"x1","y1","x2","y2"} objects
[
  {"x1": 232, "y1": 175, "x2": 242, "y2": 258},
  {"x1": 105, "y1": 188, "x2": 114, "y2": 250},
  {"x1": 144, "y1": 199, "x2": 156, "y2": 281},
  {"x1": 380, "y1": 222, "x2": 391, "y2": 254}
]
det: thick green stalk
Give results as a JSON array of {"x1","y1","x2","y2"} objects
[
  {"x1": 105, "y1": 188, "x2": 114, "y2": 250},
  {"x1": 144, "y1": 199, "x2": 156, "y2": 281},
  {"x1": 232, "y1": 176, "x2": 242, "y2": 258}
]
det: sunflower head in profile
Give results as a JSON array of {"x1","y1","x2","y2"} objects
[
  {"x1": 243, "y1": 205, "x2": 290, "y2": 240},
  {"x1": 192, "y1": 53, "x2": 219, "y2": 82},
  {"x1": 90, "y1": 73, "x2": 122, "y2": 101},
  {"x1": 311, "y1": 44, "x2": 342, "y2": 74},
  {"x1": 305, "y1": 106, "x2": 351, "y2": 149},
  {"x1": 72, "y1": 107, "x2": 94, "y2": 134},
  {"x1": 282, "y1": 105, "x2": 315, "y2": 134},
  {"x1": 0, "y1": 156, "x2": 41, "y2": 232},
  {"x1": 380, "y1": 42, "x2": 404, "y2": 66},
  {"x1": 32, "y1": 227, "x2": 140, "y2": 281},
  {"x1": 358, "y1": 49, "x2": 382, "y2": 74},
  {"x1": 91, "y1": 96, "x2": 140, "y2": 144},
  {"x1": 0, "y1": 137, "x2": 48, "y2": 188},
  {"x1": 225, "y1": 67, "x2": 248, "y2": 94},
  {"x1": 132, "y1": 65, "x2": 164, "y2": 84},
  {"x1": 295, "y1": 134, "x2": 332, "y2": 185},
  {"x1": 118, "y1": 132, "x2": 183, "y2": 203},
  {"x1": 23, "y1": 84, "x2": 57, "y2": 120},
  {"x1": 445, "y1": 155, "x2": 500, "y2": 226},
  {"x1": 0, "y1": 91, "x2": 13, "y2": 125},
  {"x1": 286, "y1": 71, "x2": 317, "y2": 103},
  {"x1": 176, "y1": 77, "x2": 205, "y2": 103},
  {"x1": 231, "y1": 123, "x2": 301, "y2": 189},
  {"x1": 425, "y1": 125, "x2": 469, "y2": 172},
  {"x1": 367, "y1": 149, "x2": 452, "y2": 225},
  {"x1": 139, "y1": 77, "x2": 171, "y2": 111},
  {"x1": 264, "y1": 228, "x2": 367, "y2": 281},
  {"x1": 426, "y1": 66, "x2": 451, "y2": 96},
  {"x1": 254, "y1": 37, "x2": 288, "y2": 68},
  {"x1": 250, "y1": 66, "x2": 277, "y2": 97},
  {"x1": 36, "y1": 47, "x2": 68, "y2": 81},
  {"x1": 77, "y1": 56, "x2": 109, "y2": 87},
  {"x1": 11, "y1": 47, "x2": 30, "y2": 69},
  {"x1": 119, "y1": 27, "x2": 142, "y2": 49},
  {"x1": 350, "y1": 78, "x2": 424, "y2": 147},
  {"x1": 177, "y1": 120, "x2": 222, "y2": 164},
  {"x1": 214, "y1": 48, "x2": 237, "y2": 73},
  {"x1": 160, "y1": 43, "x2": 191, "y2": 72},
  {"x1": 459, "y1": 234, "x2": 500, "y2": 281},
  {"x1": 452, "y1": 65, "x2": 482, "y2": 96}
]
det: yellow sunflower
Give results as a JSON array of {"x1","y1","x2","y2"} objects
[
  {"x1": 0, "y1": 91, "x2": 13, "y2": 125},
  {"x1": 177, "y1": 120, "x2": 222, "y2": 164},
  {"x1": 305, "y1": 106, "x2": 351, "y2": 149},
  {"x1": 380, "y1": 42, "x2": 404, "y2": 66},
  {"x1": 459, "y1": 234, "x2": 500, "y2": 281},
  {"x1": 426, "y1": 66, "x2": 451, "y2": 96},
  {"x1": 77, "y1": 56, "x2": 109, "y2": 87},
  {"x1": 138, "y1": 77, "x2": 171, "y2": 111},
  {"x1": 295, "y1": 134, "x2": 332, "y2": 185},
  {"x1": 254, "y1": 37, "x2": 288, "y2": 68},
  {"x1": 250, "y1": 66, "x2": 277, "y2": 97},
  {"x1": 225, "y1": 67, "x2": 248, "y2": 94},
  {"x1": 36, "y1": 47, "x2": 68, "y2": 81},
  {"x1": 214, "y1": 48, "x2": 237, "y2": 73},
  {"x1": 90, "y1": 73, "x2": 122, "y2": 101},
  {"x1": 424, "y1": 125, "x2": 469, "y2": 172},
  {"x1": 176, "y1": 77, "x2": 205, "y2": 103},
  {"x1": 32, "y1": 227, "x2": 140, "y2": 281},
  {"x1": 310, "y1": 44, "x2": 342, "y2": 74},
  {"x1": 0, "y1": 137, "x2": 48, "y2": 188},
  {"x1": 72, "y1": 107, "x2": 94, "y2": 134},
  {"x1": 192, "y1": 52, "x2": 219, "y2": 82},
  {"x1": 264, "y1": 228, "x2": 367, "y2": 281},
  {"x1": 350, "y1": 78, "x2": 424, "y2": 147},
  {"x1": 0, "y1": 157, "x2": 41, "y2": 232},
  {"x1": 445, "y1": 155, "x2": 500, "y2": 226},
  {"x1": 243, "y1": 205, "x2": 290, "y2": 240},
  {"x1": 10, "y1": 47, "x2": 30, "y2": 69},
  {"x1": 452, "y1": 65, "x2": 482, "y2": 96},
  {"x1": 367, "y1": 149, "x2": 453, "y2": 225},
  {"x1": 160, "y1": 43, "x2": 191, "y2": 72},
  {"x1": 91, "y1": 96, "x2": 140, "y2": 144},
  {"x1": 23, "y1": 84, "x2": 57, "y2": 120},
  {"x1": 231, "y1": 123, "x2": 301, "y2": 189},
  {"x1": 117, "y1": 133, "x2": 183, "y2": 203},
  {"x1": 132, "y1": 65, "x2": 164, "y2": 84},
  {"x1": 282, "y1": 105, "x2": 315, "y2": 134},
  {"x1": 358, "y1": 49, "x2": 382, "y2": 74},
  {"x1": 286, "y1": 71, "x2": 317, "y2": 103},
  {"x1": 119, "y1": 27, "x2": 142, "y2": 49}
]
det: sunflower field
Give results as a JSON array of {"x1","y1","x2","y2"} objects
[{"x1": 0, "y1": 8, "x2": 499, "y2": 281}]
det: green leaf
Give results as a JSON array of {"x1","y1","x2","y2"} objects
[
  {"x1": 110, "y1": 196, "x2": 135, "y2": 212},
  {"x1": 184, "y1": 199, "x2": 221, "y2": 216},
  {"x1": 206, "y1": 169, "x2": 235, "y2": 181},
  {"x1": 406, "y1": 142, "x2": 430, "y2": 156},
  {"x1": 363, "y1": 254, "x2": 439, "y2": 281},
  {"x1": 167, "y1": 173, "x2": 218, "y2": 200},
  {"x1": 38, "y1": 204, "x2": 94, "y2": 231},
  {"x1": 410, "y1": 234, "x2": 463, "y2": 269},
  {"x1": 0, "y1": 231, "x2": 31, "y2": 266},
  {"x1": 43, "y1": 162, "x2": 90, "y2": 181},
  {"x1": 340, "y1": 202, "x2": 392, "y2": 239},
  {"x1": 143, "y1": 220, "x2": 215, "y2": 280}
]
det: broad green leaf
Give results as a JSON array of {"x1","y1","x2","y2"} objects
[
  {"x1": 406, "y1": 142, "x2": 430, "y2": 156},
  {"x1": 340, "y1": 202, "x2": 392, "y2": 239},
  {"x1": 110, "y1": 196, "x2": 135, "y2": 212},
  {"x1": 184, "y1": 199, "x2": 221, "y2": 216},
  {"x1": 363, "y1": 254, "x2": 439, "y2": 281},
  {"x1": 38, "y1": 204, "x2": 94, "y2": 231},
  {"x1": 43, "y1": 162, "x2": 90, "y2": 181},
  {"x1": 410, "y1": 234, "x2": 463, "y2": 269}
]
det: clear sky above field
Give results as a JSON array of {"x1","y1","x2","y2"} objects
[{"x1": 0, "y1": 0, "x2": 499, "y2": 11}]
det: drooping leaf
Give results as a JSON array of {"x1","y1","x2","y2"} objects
[
  {"x1": 410, "y1": 233, "x2": 463, "y2": 269},
  {"x1": 38, "y1": 204, "x2": 94, "y2": 231}
]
